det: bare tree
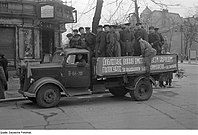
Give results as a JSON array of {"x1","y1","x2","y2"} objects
[
  {"x1": 92, "y1": 0, "x2": 104, "y2": 34},
  {"x1": 182, "y1": 17, "x2": 198, "y2": 58}
]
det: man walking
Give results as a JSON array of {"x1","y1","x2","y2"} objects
[
  {"x1": 0, "y1": 62, "x2": 7, "y2": 99},
  {"x1": 0, "y1": 54, "x2": 8, "y2": 81}
]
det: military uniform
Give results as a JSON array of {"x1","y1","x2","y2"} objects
[
  {"x1": 134, "y1": 28, "x2": 148, "y2": 56},
  {"x1": 148, "y1": 32, "x2": 161, "y2": 55},
  {"x1": 70, "y1": 34, "x2": 83, "y2": 48},
  {"x1": 139, "y1": 39, "x2": 156, "y2": 77},
  {"x1": 156, "y1": 32, "x2": 164, "y2": 54},
  {"x1": 120, "y1": 29, "x2": 135, "y2": 56},
  {"x1": 85, "y1": 32, "x2": 96, "y2": 53},
  {"x1": 95, "y1": 30, "x2": 106, "y2": 57},
  {"x1": 106, "y1": 31, "x2": 116, "y2": 57},
  {"x1": 114, "y1": 30, "x2": 121, "y2": 57}
]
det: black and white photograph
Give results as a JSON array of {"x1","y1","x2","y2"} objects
[{"x1": 0, "y1": 0, "x2": 198, "y2": 133}]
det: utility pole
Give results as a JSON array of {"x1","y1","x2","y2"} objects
[{"x1": 134, "y1": 0, "x2": 140, "y2": 23}]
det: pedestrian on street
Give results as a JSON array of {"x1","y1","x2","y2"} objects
[
  {"x1": 95, "y1": 25, "x2": 106, "y2": 57},
  {"x1": 0, "y1": 65, "x2": 7, "y2": 99},
  {"x1": 134, "y1": 22, "x2": 148, "y2": 56},
  {"x1": 0, "y1": 54, "x2": 8, "y2": 81},
  {"x1": 120, "y1": 23, "x2": 135, "y2": 56},
  {"x1": 139, "y1": 38, "x2": 156, "y2": 78}
]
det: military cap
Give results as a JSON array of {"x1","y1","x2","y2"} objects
[
  {"x1": 149, "y1": 26, "x2": 155, "y2": 30},
  {"x1": 66, "y1": 33, "x2": 73, "y2": 37},
  {"x1": 103, "y1": 24, "x2": 110, "y2": 28},
  {"x1": 73, "y1": 29, "x2": 78, "y2": 32},
  {"x1": 97, "y1": 25, "x2": 103, "y2": 28},
  {"x1": 154, "y1": 27, "x2": 159, "y2": 30},
  {"x1": 78, "y1": 27, "x2": 84, "y2": 31},
  {"x1": 136, "y1": 22, "x2": 142, "y2": 26},
  {"x1": 110, "y1": 25, "x2": 117, "y2": 28},
  {"x1": 85, "y1": 27, "x2": 91, "y2": 30}
]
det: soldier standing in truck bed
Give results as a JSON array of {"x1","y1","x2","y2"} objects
[
  {"x1": 104, "y1": 24, "x2": 115, "y2": 57},
  {"x1": 120, "y1": 23, "x2": 135, "y2": 56},
  {"x1": 110, "y1": 25, "x2": 121, "y2": 57},
  {"x1": 148, "y1": 26, "x2": 161, "y2": 54},
  {"x1": 155, "y1": 27, "x2": 164, "y2": 54},
  {"x1": 134, "y1": 22, "x2": 148, "y2": 56},
  {"x1": 85, "y1": 27, "x2": 96, "y2": 56},
  {"x1": 70, "y1": 29, "x2": 82, "y2": 49},
  {"x1": 95, "y1": 25, "x2": 106, "y2": 57}
]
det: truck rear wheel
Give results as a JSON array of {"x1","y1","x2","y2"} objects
[
  {"x1": 130, "y1": 79, "x2": 153, "y2": 101},
  {"x1": 36, "y1": 84, "x2": 61, "y2": 108},
  {"x1": 109, "y1": 87, "x2": 128, "y2": 97}
]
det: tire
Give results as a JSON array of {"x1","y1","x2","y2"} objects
[
  {"x1": 28, "y1": 97, "x2": 36, "y2": 103},
  {"x1": 130, "y1": 79, "x2": 153, "y2": 101},
  {"x1": 36, "y1": 84, "x2": 61, "y2": 108},
  {"x1": 109, "y1": 87, "x2": 128, "y2": 97}
]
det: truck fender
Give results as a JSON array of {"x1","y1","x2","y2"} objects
[
  {"x1": 27, "y1": 77, "x2": 70, "y2": 97},
  {"x1": 126, "y1": 76, "x2": 156, "y2": 91},
  {"x1": 134, "y1": 76, "x2": 156, "y2": 90}
]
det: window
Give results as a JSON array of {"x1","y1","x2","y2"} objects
[
  {"x1": 66, "y1": 53, "x2": 88, "y2": 65},
  {"x1": 66, "y1": 55, "x2": 76, "y2": 64}
]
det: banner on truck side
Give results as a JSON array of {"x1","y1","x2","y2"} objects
[{"x1": 96, "y1": 54, "x2": 178, "y2": 76}]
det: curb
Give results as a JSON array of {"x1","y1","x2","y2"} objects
[{"x1": 0, "y1": 97, "x2": 27, "y2": 103}]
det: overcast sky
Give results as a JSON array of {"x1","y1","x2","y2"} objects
[{"x1": 63, "y1": 0, "x2": 198, "y2": 32}]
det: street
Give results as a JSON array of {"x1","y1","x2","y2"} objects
[{"x1": 0, "y1": 63, "x2": 198, "y2": 129}]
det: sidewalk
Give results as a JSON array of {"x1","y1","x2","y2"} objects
[
  {"x1": 178, "y1": 60, "x2": 198, "y2": 65},
  {"x1": 0, "y1": 71, "x2": 25, "y2": 102}
]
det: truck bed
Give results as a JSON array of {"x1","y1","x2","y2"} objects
[{"x1": 94, "y1": 54, "x2": 178, "y2": 77}]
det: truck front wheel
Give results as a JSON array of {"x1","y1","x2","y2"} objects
[
  {"x1": 130, "y1": 79, "x2": 153, "y2": 101},
  {"x1": 109, "y1": 87, "x2": 128, "y2": 97},
  {"x1": 36, "y1": 84, "x2": 61, "y2": 108}
]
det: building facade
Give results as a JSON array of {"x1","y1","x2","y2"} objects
[{"x1": 0, "y1": 0, "x2": 76, "y2": 68}]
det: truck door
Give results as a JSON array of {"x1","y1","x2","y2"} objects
[{"x1": 62, "y1": 53, "x2": 91, "y2": 95}]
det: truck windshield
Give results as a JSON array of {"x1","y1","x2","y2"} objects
[{"x1": 52, "y1": 52, "x2": 64, "y2": 64}]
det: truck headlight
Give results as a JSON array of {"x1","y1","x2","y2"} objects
[{"x1": 30, "y1": 78, "x2": 35, "y2": 84}]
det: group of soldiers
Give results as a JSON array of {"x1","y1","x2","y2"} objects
[
  {"x1": 63, "y1": 22, "x2": 165, "y2": 58},
  {"x1": 63, "y1": 22, "x2": 171, "y2": 88}
]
